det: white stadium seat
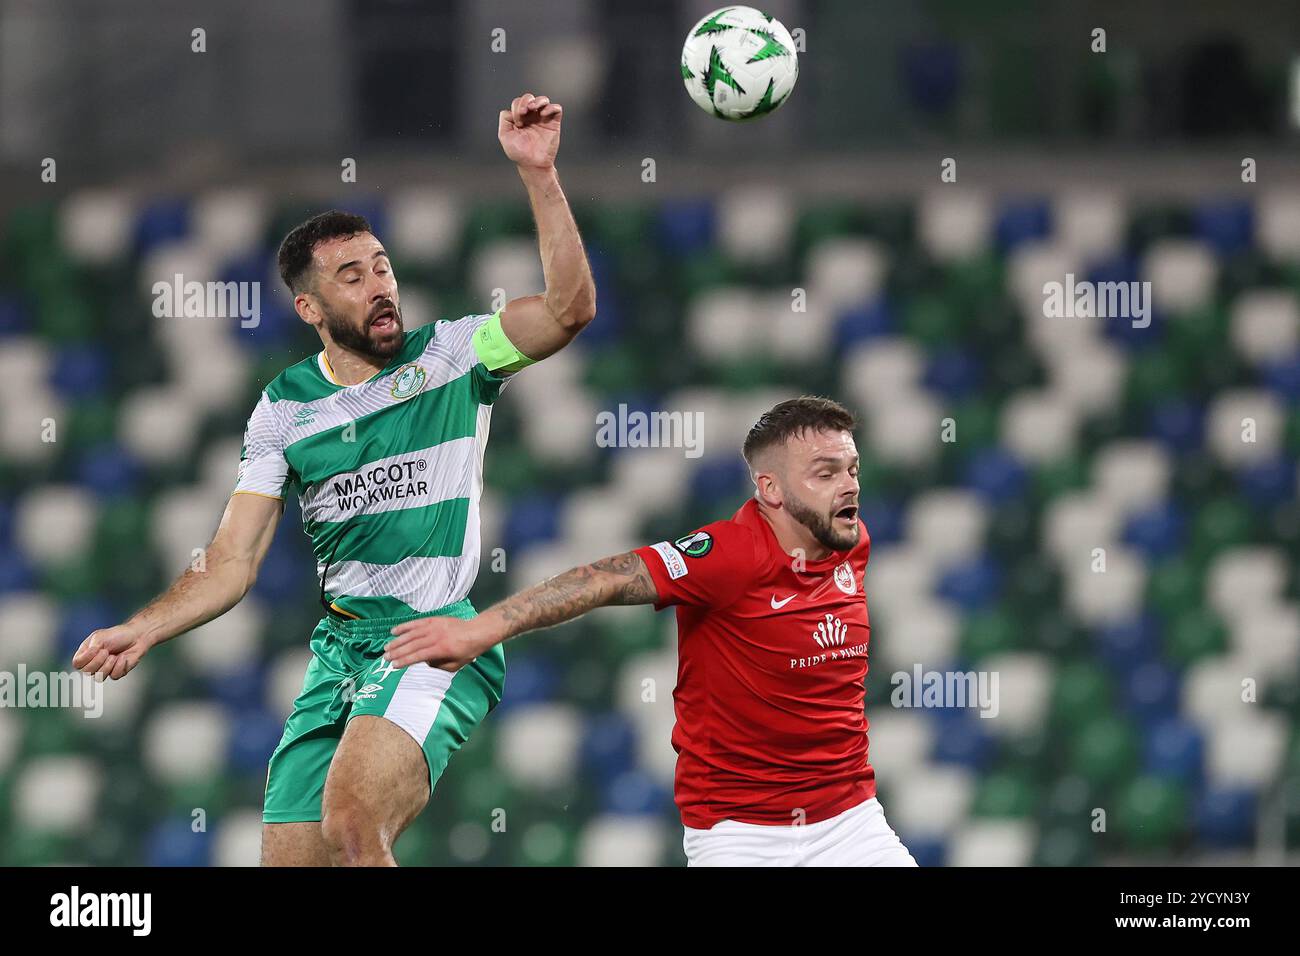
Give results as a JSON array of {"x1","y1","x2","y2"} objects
[
  {"x1": 1256, "y1": 191, "x2": 1300, "y2": 262},
  {"x1": 119, "y1": 385, "x2": 204, "y2": 466},
  {"x1": 918, "y1": 190, "x2": 991, "y2": 262},
  {"x1": 388, "y1": 188, "x2": 462, "y2": 266},
  {"x1": 1204, "y1": 713, "x2": 1288, "y2": 788},
  {"x1": 214, "y1": 809, "x2": 265, "y2": 867},
  {"x1": 949, "y1": 819, "x2": 1037, "y2": 867},
  {"x1": 14, "y1": 755, "x2": 103, "y2": 833},
  {"x1": 143, "y1": 702, "x2": 230, "y2": 783},
  {"x1": 267, "y1": 648, "x2": 315, "y2": 718},
  {"x1": 152, "y1": 485, "x2": 228, "y2": 575},
  {"x1": 1183, "y1": 654, "x2": 1255, "y2": 726},
  {"x1": 578, "y1": 815, "x2": 667, "y2": 867},
  {"x1": 904, "y1": 489, "x2": 989, "y2": 571},
  {"x1": 1054, "y1": 191, "x2": 1126, "y2": 261},
  {"x1": 890, "y1": 765, "x2": 976, "y2": 837},
  {"x1": 718, "y1": 185, "x2": 794, "y2": 265},
  {"x1": 1046, "y1": 340, "x2": 1126, "y2": 415},
  {"x1": 1063, "y1": 546, "x2": 1147, "y2": 626},
  {"x1": 862, "y1": 710, "x2": 935, "y2": 780},
  {"x1": 1205, "y1": 389, "x2": 1284, "y2": 465},
  {"x1": 863, "y1": 544, "x2": 939, "y2": 620},
  {"x1": 870, "y1": 598, "x2": 961, "y2": 672},
  {"x1": 15, "y1": 484, "x2": 97, "y2": 567},
  {"x1": 1231, "y1": 604, "x2": 1300, "y2": 677},
  {"x1": 1091, "y1": 440, "x2": 1172, "y2": 517},
  {"x1": 469, "y1": 238, "x2": 544, "y2": 307},
  {"x1": 805, "y1": 236, "x2": 889, "y2": 314},
  {"x1": 192, "y1": 188, "x2": 268, "y2": 260},
  {"x1": 1042, "y1": 491, "x2": 1123, "y2": 568},
  {"x1": 1142, "y1": 239, "x2": 1218, "y2": 314},
  {"x1": 980, "y1": 652, "x2": 1053, "y2": 736},
  {"x1": 0, "y1": 592, "x2": 57, "y2": 669},
  {"x1": 179, "y1": 598, "x2": 264, "y2": 676},
  {"x1": 1007, "y1": 240, "x2": 1084, "y2": 322},
  {"x1": 1000, "y1": 388, "x2": 1079, "y2": 464},
  {"x1": 1229, "y1": 289, "x2": 1300, "y2": 365},
  {"x1": 59, "y1": 189, "x2": 135, "y2": 265},
  {"x1": 0, "y1": 710, "x2": 19, "y2": 777},
  {"x1": 842, "y1": 337, "x2": 924, "y2": 410},
  {"x1": 866, "y1": 389, "x2": 944, "y2": 467},
  {"x1": 687, "y1": 287, "x2": 767, "y2": 361},
  {"x1": 494, "y1": 702, "x2": 583, "y2": 790},
  {"x1": 1206, "y1": 547, "x2": 1289, "y2": 626}
]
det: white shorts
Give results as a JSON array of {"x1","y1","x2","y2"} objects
[{"x1": 683, "y1": 796, "x2": 917, "y2": 867}]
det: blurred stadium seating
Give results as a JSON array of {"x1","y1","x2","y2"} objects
[{"x1": 2, "y1": 180, "x2": 1300, "y2": 865}]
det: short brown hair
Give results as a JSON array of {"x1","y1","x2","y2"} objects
[
  {"x1": 742, "y1": 396, "x2": 858, "y2": 464},
  {"x1": 277, "y1": 210, "x2": 374, "y2": 294}
]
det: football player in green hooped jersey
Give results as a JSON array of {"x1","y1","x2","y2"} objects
[{"x1": 72, "y1": 92, "x2": 595, "y2": 866}]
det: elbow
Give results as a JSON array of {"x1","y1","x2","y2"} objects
[{"x1": 547, "y1": 286, "x2": 596, "y2": 333}]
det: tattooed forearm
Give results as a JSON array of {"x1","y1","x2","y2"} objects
[{"x1": 486, "y1": 551, "x2": 659, "y2": 641}]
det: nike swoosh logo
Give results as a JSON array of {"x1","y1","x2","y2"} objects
[{"x1": 770, "y1": 594, "x2": 796, "y2": 609}]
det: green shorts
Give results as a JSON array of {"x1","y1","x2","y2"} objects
[{"x1": 263, "y1": 598, "x2": 505, "y2": 824}]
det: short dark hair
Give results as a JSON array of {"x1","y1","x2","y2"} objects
[
  {"x1": 277, "y1": 210, "x2": 373, "y2": 294},
  {"x1": 742, "y1": 396, "x2": 858, "y2": 465}
]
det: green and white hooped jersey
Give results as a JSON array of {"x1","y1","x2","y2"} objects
[{"x1": 233, "y1": 312, "x2": 509, "y2": 620}]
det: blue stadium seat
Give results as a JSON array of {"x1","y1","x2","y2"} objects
[
  {"x1": 49, "y1": 345, "x2": 111, "y2": 400},
  {"x1": 929, "y1": 709, "x2": 997, "y2": 770},
  {"x1": 1094, "y1": 614, "x2": 1162, "y2": 674},
  {"x1": 924, "y1": 347, "x2": 983, "y2": 400},
  {"x1": 1143, "y1": 717, "x2": 1204, "y2": 784},
  {"x1": 145, "y1": 816, "x2": 212, "y2": 867},
  {"x1": 1193, "y1": 785, "x2": 1256, "y2": 847},
  {"x1": 579, "y1": 712, "x2": 638, "y2": 781},
  {"x1": 57, "y1": 599, "x2": 120, "y2": 660},
  {"x1": 76, "y1": 442, "x2": 141, "y2": 498},
  {"x1": 656, "y1": 200, "x2": 715, "y2": 257},
  {"x1": 602, "y1": 769, "x2": 674, "y2": 815},
  {"x1": 1262, "y1": 355, "x2": 1300, "y2": 402},
  {"x1": 1124, "y1": 661, "x2": 1182, "y2": 724},
  {"x1": 207, "y1": 661, "x2": 268, "y2": 713},
  {"x1": 133, "y1": 198, "x2": 191, "y2": 258},
  {"x1": 835, "y1": 297, "x2": 895, "y2": 348},
  {"x1": 227, "y1": 708, "x2": 286, "y2": 774},
  {"x1": 1123, "y1": 500, "x2": 1186, "y2": 560},
  {"x1": 1148, "y1": 399, "x2": 1204, "y2": 453},
  {"x1": 489, "y1": 653, "x2": 560, "y2": 714},
  {"x1": 962, "y1": 447, "x2": 1028, "y2": 504},
  {"x1": 1237, "y1": 457, "x2": 1294, "y2": 510},
  {"x1": 904, "y1": 834, "x2": 947, "y2": 867},
  {"x1": 994, "y1": 198, "x2": 1051, "y2": 252},
  {"x1": 505, "y1": 494, "x2": 563, "y2": 553},
  {"x1": 0, "y1": 295, "x2": 34, "y2": 335},
  {"x1": 936, "y1": 555, "x2": 1003, "y2": 610},
  {"x1": 1192, "y1": 200, "x2": 1254, "y2": 256},
  {"x1": 859, "y1": 498, "x2": 904, "y2": 545}
]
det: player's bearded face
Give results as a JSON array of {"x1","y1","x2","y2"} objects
[
  {"x1": 319, "y1": 295, "x2": 404, "y2": 360},
  {"x1": 784, "y1": 489, "x2": 860, "y2": 553}
]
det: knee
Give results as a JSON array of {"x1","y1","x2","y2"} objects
[{"x1": 321, "y1": 800, "x2": 391, "y2": 866}]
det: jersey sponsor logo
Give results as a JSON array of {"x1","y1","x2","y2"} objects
[
  {"x1": 812, "y1": 612, "x2": 848, "y2": 648},
  {"x1": 673, "y1": 531, "x2": 713, "y2": 558},
  {"x1": 293, "y1": 407, "x2": 317, "y2": 427},
  {"x1": 390, "y1": 363, "x2": 427, "y2": 400},
  {"x1": 770, "y1": 593, "x2": 796, "y2": 609},
  {"x1": 330, "y1": 457, "x2": 430, "y2": 513},
  {"x1": 834, "y1": 561, "x2": 856, "y2": 595},
  {"x1": 650, "y1": 541, "x2": 689, "y2": 580}
]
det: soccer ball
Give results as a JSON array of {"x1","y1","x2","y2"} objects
[{"x1": 681, "y1": 6, "x2": 798, "y2": 121}]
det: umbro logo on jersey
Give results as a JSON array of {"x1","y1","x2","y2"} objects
[
  {"x1": 293, "y1": 407, "x2": 317, "y2": 427},
  {"x1": 770, "y1": 594, "x2": 796, "y2": 609},
  {"x1": 812, "y1": 613, "x2": 847, "y2": 648}
]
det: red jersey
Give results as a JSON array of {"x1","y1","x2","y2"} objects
[{"x1": 634, "y1": 498, "x2": 876, "y2": 829}]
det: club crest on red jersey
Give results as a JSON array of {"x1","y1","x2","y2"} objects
[{"x1": 834, "y1": 561, "x2": 856, "y2": 594}]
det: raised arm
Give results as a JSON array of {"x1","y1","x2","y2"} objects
[
  {"x1": 495, "y1": 92, "x2": 596, "y2": 363},
  {"x1": 383, "y1": 551, "x2": 658, "y2": 670},
  {"x1": 72, "y1": 490, "x2": 283, "y2": 680}
]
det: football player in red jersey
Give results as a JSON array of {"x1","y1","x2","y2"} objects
[{"x1": 384, "y1": 396, "x2": 915, "y2": 866}]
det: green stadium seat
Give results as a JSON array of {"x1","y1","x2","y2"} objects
[{"x1": 1116, "y1": 774, "x2": 1188, "y2": 851}]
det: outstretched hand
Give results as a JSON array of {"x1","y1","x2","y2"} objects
[
  {"x1": 498, "y1": 92, "x2": 562, "y2": 170},
  {"x1": 385, "y1": 615, "x2": 498, "y2": 672}
]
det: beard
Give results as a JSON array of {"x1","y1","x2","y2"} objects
[
  {"x1": 320, "y1": 297, "x2": 404, "y2": 360},
  {"x1": 784, "y1": 491, "x2": 860, "y2": 553}
]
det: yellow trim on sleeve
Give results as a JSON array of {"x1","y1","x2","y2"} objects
[
  {"x1": 329, "y1": 602, "x2": 361, "y2": 620},
  {"x1": 231, "y1": 490, "x2": 284, "y2": 502}
]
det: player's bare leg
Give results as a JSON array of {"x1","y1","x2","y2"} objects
[
  {"x1": 260, "y1": 822, "x2": 332, "y2": 866},
  {"x1": 320, "y1": 715, "x2": 430, "y2": 866}
]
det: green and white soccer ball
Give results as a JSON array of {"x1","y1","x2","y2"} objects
[{"x1": 681, "y1": 6, "x2": 798, "y2": 121}]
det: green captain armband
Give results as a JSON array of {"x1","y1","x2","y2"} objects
[{"x1": 471, "y1": 310, "x2": 537, "y2": 374}]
